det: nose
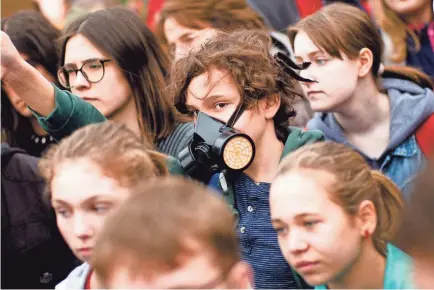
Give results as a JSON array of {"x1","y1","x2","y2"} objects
[
  {"x1": 73, "y1": 71, "x2": 91, "y2": 91},
  {"x1": 72, "y1": 213, "x2": 94, "y2": 241},
  {"x1": 287, "y1": 229, "x2": 309, "y2": 254},
  {"x1": 299, "y1": 66, "x2": 316, "y2": 87}
]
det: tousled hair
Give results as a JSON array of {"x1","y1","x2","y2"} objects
[{"x1": 168, "y1": 30, "x2": 302, "y2": 142}]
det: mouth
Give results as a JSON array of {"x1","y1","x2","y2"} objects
[
  {"x1": 307, "y1": 91, "x2": 324, "y2": 97},
  {"x1": 76, "y1": 247, "x2": 93, "y2": 257},
  {"x1": 82, "y1": 97, "x2": 98, "y2": 102},
  {"x1": 294, "y1": 260, "x2": 320, "y2": 273}
]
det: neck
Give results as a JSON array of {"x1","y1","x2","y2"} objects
[
  {"x1": 402, "y1": 4, "x2": 433, "y2": 25},
  {"x1": 333, "y1": 78, "x2": 390, "y2": 134},
  {"x1": 244, "y1": 124, "x2": 284, "y2": 183},
  {"x1": 30, "y1": 117, "x2": 48, "y2": 136},
  {"x1": 109, "y1": 96, "x2": 141, "y2": 138},
  {"x1": 328, "y1": 242, "x2": 386, "y2": 289}
]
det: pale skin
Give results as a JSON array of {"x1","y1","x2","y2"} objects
[
  {"x1": 383, "y1": 0, "x2": 432, "y2": 24},
  {"x1": 1, "y1": 31, "x2": 141, "y2": 137},
  {"x1": 185, "y1": 68, "x2": 283, "y2": 183},
  {"x1": 51, "y1": 158, "x2": 132, "y2": 289},
  {"x1": 294, "y1": 31, "x2": 391, "y2": 159},
  {"x1": 270, "y1": 169, "x2": 386, "y2": 288}
]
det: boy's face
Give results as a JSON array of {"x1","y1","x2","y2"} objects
[{"x1": 185, "y1": 68, "x2": 277, "y2": 148}]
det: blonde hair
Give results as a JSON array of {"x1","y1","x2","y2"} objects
[
  {"x1": 288, "y1": 3, "x2": 432, "y2": 87},
  {"x1": 39, "y1": 122, "x2": 168, "y2": 200},
  {"x1": 370, "y1": 0, "x2": 422, "y2": 63},
  {"x1": 277, "y1": 142, "x2": 404, "y2": 256}
]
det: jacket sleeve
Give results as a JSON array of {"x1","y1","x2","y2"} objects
[{"x1": 30, "y1": 84, "x2": 107, "y2": 141}]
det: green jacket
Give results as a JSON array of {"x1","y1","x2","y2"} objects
[{"x1": 315, "y1": 244, "x2": 414, "y2": 289}]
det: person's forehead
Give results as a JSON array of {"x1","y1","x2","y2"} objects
[
  {"x1": 64, "y1": 34, "x2": 107, "y2": 65},
  {"x1": 293, "y1": 31, "x2": 322, "y2": 57},
  {"x1": 186, "y1": 69, "x2": 238, "y2": 105},
  {"x1": 164, "y1": 17, "x2": 199, "y2": 43}
]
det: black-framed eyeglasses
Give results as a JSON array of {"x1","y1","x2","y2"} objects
[{"x1": 57, "y1": 59, "x2": 112, "y2": 89}]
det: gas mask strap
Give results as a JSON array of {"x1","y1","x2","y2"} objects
[{"x1": 226, "y1": 102, "x2": 246, "y2": 128}]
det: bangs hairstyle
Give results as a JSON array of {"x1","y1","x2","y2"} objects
[
  {"x1": 288, "y1": 3, "x2": 432, "y2": 87},
  {"x1": 92, "y1": 177, "x2": 239, "y2": 287},
  {"x1": 155, "y1": 0, "x2": 266, "y2": 55},
  {"x1": 58, "y1": 7, "x2": 177, "y2": 143},
  {"x1": 39, "y1": 122, "x2": 169, "y2": 202},
  {"x1": 168, "y1": 30, "x2": 302, "y2": 142}
]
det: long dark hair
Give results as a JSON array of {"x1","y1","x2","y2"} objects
[
  {"x1": 1, "y1": 11, "x2": 60, "y2": 146},
  {"x1": 58, "y1": 7, "x2": 180, "y2": 143}
]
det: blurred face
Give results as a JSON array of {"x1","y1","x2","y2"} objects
[
  {"x1": 164, "y1": 17, "x2": 215, "y2": 60},
  {"x1": 51, "y1": 158, "x2": 131, "y2": 261},
  {"x1": 293, "y1": 31, "x2": 359, "y2": 112},
  {"x1": 104, "y1": 242, "x2": 252, "y2": 289},
  {"x1": 384, "y1": 0, "x2": 431, "y2": 15},
  {"x1": 3, "y1": 53, "x2": 55, "y2": 118},
  {"x1": 63, "y1": 34, "x2": 133, "y2": 119},
  {"x1": 185, "y1": 68, "x2": 273, "y2": 147},
  {"x1": 270, "y1": 170, "x2": 363, "y2": 286}
]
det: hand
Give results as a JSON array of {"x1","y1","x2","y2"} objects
[{"x1": 1, "y1": 31, "x2": 23, "y2": 80}]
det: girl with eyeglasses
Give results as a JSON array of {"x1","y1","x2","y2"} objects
[{"x1": 1, "y1": 7, "x2": 193, "y2": 157}]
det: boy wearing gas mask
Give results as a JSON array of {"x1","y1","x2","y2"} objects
[{"x1": 169, "y1": 30, "x2": 324, "y2": 289}]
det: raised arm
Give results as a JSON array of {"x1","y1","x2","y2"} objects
[{"x1": 1, "y1": 31, "x2": 55, "y2": 116}]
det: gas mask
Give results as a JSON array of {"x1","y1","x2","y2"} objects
[{"x1": 178, "y1": 105, "x2": 255, "y2": 183}]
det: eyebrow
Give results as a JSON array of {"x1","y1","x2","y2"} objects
[
  {"x1": 63, "y1": 58, "x2": 103, "y2": 67},
  {"x1": 52, "y1": 195, "x2": 109, "y2": 206},
  {"x1": 294, "y1": 50, "x2": 326, "y2": 60},
  {"x1": 271, "y1": 213, "x2": 318, "y2": 223}
]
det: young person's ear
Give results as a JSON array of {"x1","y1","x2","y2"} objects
[
  {"x1": 263, "y1": 94, "x2": 281, "y2": 120},
  {"x1": 227, "y1": 261, "x2": 254, "y2": 289},
  {"x1": 357, "y1": 48, "x2": 374, "y2": 78},
  {"x1": 356, "y1": 200, "x2": 377, "y2": 237}
]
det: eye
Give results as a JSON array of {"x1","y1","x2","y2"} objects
[
  {"x1": 93, "y1": 203, "x2": 110, "y2": 214},
  {"x1": 54, "y1": 207, "x2": 72, "y2": 218},
  {"x1": 303, "y1": 220, "x2": 319, "y2": 229},
  {"x1": 315, "y1": 58, "x2": 328, "y2": 65},
  {"x1": 214, "y1": 103, "x2": 228, "y2": 110},
  {"x1": 273, "y1": 226, "x2": 289, "y2": 236},
  {"x1": 87, "y1": 62, "x2": 103, "y2": 70}
]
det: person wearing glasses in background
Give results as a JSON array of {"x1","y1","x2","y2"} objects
[
  {"x1": 1, "y1": 7, "x2": 193, "y2": 157},
  {"x1": 1, "y1": 11, "x2": 60, "y2": 157}
]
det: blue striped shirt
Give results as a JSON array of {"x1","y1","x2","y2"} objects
[{"x1": 234, "y1": 173, "x2": 301, "y2": 289}]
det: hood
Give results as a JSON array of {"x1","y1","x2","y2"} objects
[{"x1": 307, "y1": 77, "x2": 434, "y2": 152}]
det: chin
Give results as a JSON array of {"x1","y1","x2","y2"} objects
[
  {"x1": 300, "y1": 271, "x2": 332, "y2": 287},
  {"x1": 309, "y1": 101, "x2": 336, "y2": 113}
]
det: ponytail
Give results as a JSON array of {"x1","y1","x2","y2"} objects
[
  {"x1": 382, "y1": 65, "x2": 433, "y2": 90},
  {"x1": 370, "y1": 170, "x2": 404, "y2": 256}
]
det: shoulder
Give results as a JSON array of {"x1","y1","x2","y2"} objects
[
  {"x1": 281, "y1": 127, "x2": 324, "y2": 158},
  {"x1": 55, "y1": 263, "x2": 91, "y2": 290},
  {"x1": 384, "y1": 244, "x2": 414, "y2": 289},
  {"x1": 1, "y1": 145, "x2": 42, "y2": 183}
]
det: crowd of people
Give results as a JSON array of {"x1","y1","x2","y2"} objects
[{"x1": 1, "y1": 0, "x2": 433, "y2": 289}]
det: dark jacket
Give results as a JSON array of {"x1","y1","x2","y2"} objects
[{"x1": 1, "y1": 144, "x2": 79, "y2": 289}]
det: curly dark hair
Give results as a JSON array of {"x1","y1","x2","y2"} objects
[{"x1": 168, "y1": 30, "x2": 304, "y2": 142}]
